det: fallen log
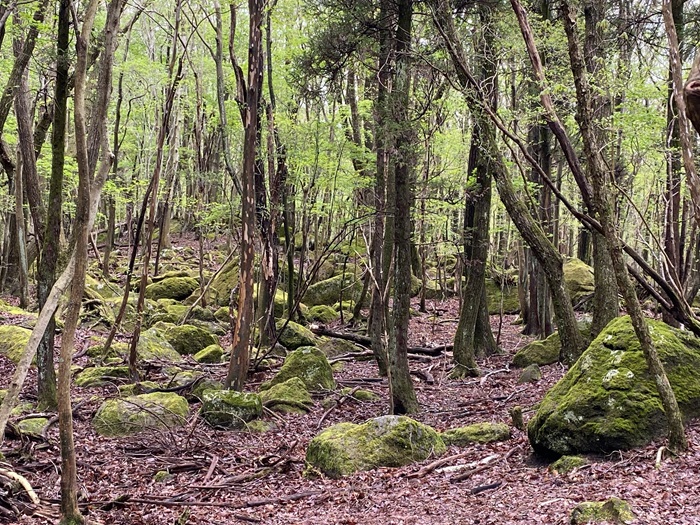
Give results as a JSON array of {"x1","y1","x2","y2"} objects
[{"x1": 311, "y1": 327, "x2": 451, "y2": 356}]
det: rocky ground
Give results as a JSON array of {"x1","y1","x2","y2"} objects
[{"x1": 0, "y1": 240, "x2": 699, "y2": 524}]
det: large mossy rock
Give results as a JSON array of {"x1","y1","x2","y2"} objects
[
  {"x1": 563, "y1": 258, "x2": 595, "y2": 306},
  {"x1": 208, "y1": 260, "x2": 239, "y2": 306},
  {"x1": 275, "y1": 320, "x2": 318, "y2": 350},
  {"x1": 260, "y1": 377, "x2": 313, "y2": 413},
  {"x1": 145, "y1": 276, "x2": 198, "y2": 301},
  {"x1": 303, "y1": 274, "x2": 363, "y2": 307},
  {"x1": 92, "y1": 392, "x2": 189, "y2": 437},
  {"x1": 512, "y1": 322, "x2": 591, "y2": 368},
  {"x1": 136, "y1": 328, "x2": 184, "y2": 362},
  {"x1": 267, "y1": 346, "x2": 335, "y2": 391},
  {"x1": 306, "y1": 416, "x2": 446, "y2": 478},
  {"x1": 442, "y1": 422, "x2": 511, "y2": 446},
  {"x1": 528, "y1": 316, "x2": 700, "y2": 456},
  {"x1": 485, "y1": 280, "x2": 520, "y2": 314},
  {"x1": 307, "y1": 305, "x2": 339, "y2": 324},
  {"x1": 155, "y1": 323, "x2": 218, "y2": 355},
  {"x1": 0, "y1": 325, "x2": 31, "y2": 364},
  {"x1": 200, "y1": 390, "x2": 262, "y2": 429}
]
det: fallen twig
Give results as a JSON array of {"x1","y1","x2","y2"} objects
[
  {"x1": 0, "y1": 466, "x2": 40, "y2": 505},
  {"x1": 471, "y1": 481, "x2": 502, "y2": 494},
  {"x1": 406, "y1": 451, "x2": 471, "y2": 479}
]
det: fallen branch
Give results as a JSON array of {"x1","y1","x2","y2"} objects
[
  {"x1": 471, "y1": 481, "x2": 502, "y2": 495},
  {"x1": 406, "y1": 451, "x2": 471, "y2": 479},
  {"x1": 450, "y1": 446, "x2": 521, "y2": 483},
  {"x1": 311, "y1": 327, "x2": 450, "y2": 356},
  {"x1": 0, "y1": 466, "x2": 40, "y2": 505}
]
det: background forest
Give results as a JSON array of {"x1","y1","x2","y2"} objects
[{"x1": 1, "y1": 0, "x2": 700, "y2": 523}]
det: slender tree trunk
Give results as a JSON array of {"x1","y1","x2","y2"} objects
[
  {"x1": 387, "y1": 0, "x2": 419, "y2": 414},
  {"x1": 225, "y1": 0, "x2": 264, "y2": 390}
]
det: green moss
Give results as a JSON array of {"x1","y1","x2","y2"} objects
[
  {"x1": 563, "y1": 258, "x2": 595, "y2": 306},
  {"x1": 17, "y1": 417, "x2": 49, "y2": 436},
  {"x1": 308, "y1": 305, "x2": 339, "y2": 324},
  {"x1": 517, "y1": 364, "x2": 542, "y2": 384},
  {"x1": 200, "y1": 390, "x2": 262, "y2": 429},
  {"x1": 550, "y1": 455, "x2": 588, "y2": 474},
  {"x1": 275, "y1": 320, "x2": 318, "y2": 350},
  {"x1": 305, "y1": 416, "x2": 446, "y2": 478},
  {"x1": 194, "y1": 344, "x2": 224, "y2": 363},
  {"x1": 156, "y1": 323, "x2": 218, "y2": 355},
  {"x1": 512, "y1": 322, "x2": 591, "y2": 368},
  {"x1": 118, "y1": 381, "x2": 159, "y2": 396},
  {"x1": 145, "y1": 277, "x2": 198, "y2": 301},
  {"x1": 214, "y1": 307, "x2": 230, "y2": 323},
  {"x1": 442, "y1": 422, "x2": 511, "y2": 446},
  {"x1": 136, "y1": 328, "x2": 184, "y2": 363},
  {"x1": 208, "y1": 260, "x2": 239, "y2": 306},
  {"x1": 340, "y1": 387, "x2": 379, "y2": 401},
  {"x1": 332, "y1": 300, "x2": 356, "y2": 312},
  {"x1": 528, "y1": 316, "x2": 700, "y2": 456},
  {"x1": 92, "y1": 392, "x2": 189, "y2": 437},
  {"x1": 303, "y1": 274, "x2": 363, "y2": 307},
  {"x1": 267, "y1": 346, "x2": 335, "y2": 391},
  {"x1": 570, "y1": 497, "x2": 635, "y2": 524},
  {"x1": 153, "y1": 470, "x2": 171, "y2": 483},
  {"x1": 0, "y1": 325, "x2": 31, "y2": 364},
  {"x1": 485, "y1": 279, "x2": 520, "y2": 314},
  {"x1": 246, "y1": 420, "x2": 275, "y2": 433},
  {"x1": 260, "y1": 377, "x2": 313, "y2": 413},
  {"x1": 191, "y1": 379, "x2": 223, "y2": 401},
  {"x1": 74, "y1": 366, "x2": 130, "y2": 387}
]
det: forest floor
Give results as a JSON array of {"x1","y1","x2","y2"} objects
[{"x1": 1, "y1": 238, "x2": 700, "y2": 524}]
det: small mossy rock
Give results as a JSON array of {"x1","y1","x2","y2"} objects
[
  {"x1": 332, "y1": 300, "x2": 355, "y2": 312},
  {"x1": 194, "y1": 344, "x2": 224, "y2": 363},
  {"x1": 74, "y1": 366, "x2": 130, "y2": 387},
  {"x1": 118, "y1": 381, "x2": 160, "y2": 397},
  {"x1": 303, "y1": 274, "x2": 363, "y2": 307},
  {"x1": 153, "y1": 470, "x2": 171, "y2": 483},
  {"x1": 442, "y1": 422, "x2": 511, "y2": 446},
  {"x1": 485, "y1": 279, "x2": 520, "y2": 314},
  {"x1": 166, "y1": 370, "x2": 203, "y2": 390},
  {"x1": 512, "y1": 323, "x2": 591, "y2": 368},
  {"x1": 305, "y1": 415, "x2": 446, "y2": 478},
  {"x1": 340, "y1": 387, "x2": 379, "y2": 401},
  {"x1": 84, "y1": 273, "x2": 120, "y2": 299},
  {"x1": 260, "y1": 377, "x2": 313, "y2": 413},
  {"x1": 192, "y1": 379, "x2": 223, "y2": 401},
  {"x1": 0, "y1": 325, "x2": 31, "y2": 364},
  {"x1": 268, "y1": 346, "x2": 335, "y2": 391},
  {"x1": 246, "y1": 420, "x2": 275, "y2": 433},
  {"x1": 200, "y1": 390, "x2": 262, "y2": 429},
  {"x1": 570, "y1": 497, "x2": 634, "y2": 524},
  {"x1": 214, "y1": 307, "x2": 230, "y2": 323},
  {"x1": 157, "y1": 324, "x2": 218, "y2": 355},
  {"x1": 517, "y1": 364, "x2": 542, "y2": 384},
  {"x1": 17, "y1": 417, "x2": 49, "y2": 436},
  {"x1": 275, "y1": 320, "x2": 318, "y2": 350},
  {"x1": 136, "y1": 328, "x2": 184, "y2": 363},
  {"x1": 528, "y1": 316, "x2": 700, "y2": 456},
  {"x1": 152, "y1": 270, "x2": 191, "y2": 282},
  {"x1": 550, "y1": 455, "x2": 588, "y2": 474},
  {"x1": 92, "y1": 392, "x2": 189, "y2": 437},
  {"x1": 208, "y1": 260, "x2": 239, "y2": 306},
  {"x1": 318, "y1": 338, "x2": 361, "y2": 358},
  {"x1": 564, "y1": 258, "x2": 595, "y2": 306},
  {"x1": 145, "y1": 276, "x2": 198, "y2": 301},
  {"x1": 308, "y1": 305, "x2": 339, "y2": 324}
]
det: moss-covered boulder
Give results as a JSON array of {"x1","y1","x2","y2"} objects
[
  {"x1": 156, "y1": 323, "x2": 218, "y2": 355},
  {"x1": 550, "y1": 455, "x2": 588, "y2": 474},
  {"x1": 319, "y1": 337, "x2": 361, "y2": 358},
  {"x1": 306, "y1": 416, "x2": 446, "y2": 478},
  {"x1": 74, "y1": 366, "x2": 130, "y2": 387},
  {"x1": 0, "y1": 325, "x2": 31, "y2": 364},
  {"x1": 200, "y1": 390, "x2": 262, "y2": 429},
  {"x1": 442, "y1": 422, "x2": 511, "y2": 446},
  {"x1": 260, "y1": 377, "x2": 313, "y2": 413},
  {"x1": 267, "y1": 346, "x2": 335, "y2": 391},
  {"x1": 512, "y1": 323, "x2": 591, "y2": 368},
  {"x1": 570, "y1": 498, "x2": 634, "y2": 524},
  {"x1": 517, "y1": 363, "x2": 542, "y2": 384},
  {"x1": 17, "y1": 417, "x2": 49, "y2": 436},
  {"x1": 92, "y1": 392, "x2": 189, "y2": 437},
  {"x1": 193, "y1": 344, "x2": 224, "y2": 363},
  {"x1": 303, "y1": 274, "x2": 363, "y2": 307},
  {"x1": 275, "y1": 320, "x2": 318, "y2": 350},
  {"x1": 208, "y1": 260, "x2": 239, "y2": 306},
  {"x1": 145, "y1": 277, "x2": 198, "y2": 301},
  {"x1": 485, "y1": 280, "x2": 520, "y2": 314},
  {"x1": 564, "y1": 258, "x2": 595, "y2": 306},
  {"x1": 308, "y1": 305, "x2": 339, "y2": 324},
  {"x1": 528, "y1": 316, "x2": 700, "y2": 456}
]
